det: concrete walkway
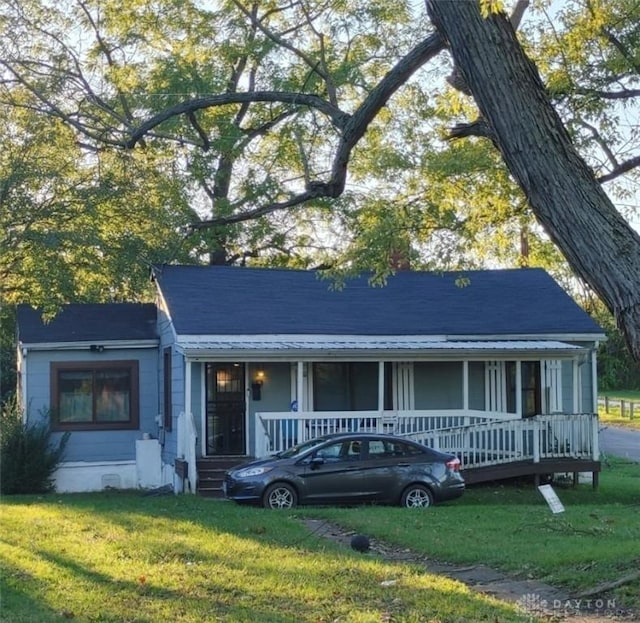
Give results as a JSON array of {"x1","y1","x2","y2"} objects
[
  {"x1": 599, "y1": 425, "x2": 640, "y2": 462},
  {"x1": 304, "y1": 519, "x2": 637, "y2": 621}
]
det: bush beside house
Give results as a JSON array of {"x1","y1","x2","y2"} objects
[{"x1": 0, "y1": 401, "x2": 69, "y2": 494}]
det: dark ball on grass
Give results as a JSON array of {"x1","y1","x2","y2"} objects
[{"x1": 350, "y1": 534, "x2": 370, "y2": 552}]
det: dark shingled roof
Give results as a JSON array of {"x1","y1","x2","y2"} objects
[
  {"x1": 17, "y1": 303, "x2": 157, "y2": 344},
  {"x1": 153, "y1": 265, "x2": 603, "y2": 337}
]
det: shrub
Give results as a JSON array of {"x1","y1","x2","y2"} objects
[{"x1": 0, "y1": 400, "x2": 70, "y2": 494}]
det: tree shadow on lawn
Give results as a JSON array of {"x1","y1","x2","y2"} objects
[{"x1": 1, "y1": 493, "x2": 534, "y2": 623}]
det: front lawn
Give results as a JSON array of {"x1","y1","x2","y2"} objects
[
  {"x1": 302, "y1": 458, "x2": 640, "y2": 610},
  {"x1": 1, "y1": 458, "x2": 638, "y2": 622},
  {"x1": 1, "y1": 492, "x2": 535, "y2": 623}
]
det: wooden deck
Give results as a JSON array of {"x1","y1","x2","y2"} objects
[
  {"x1": 177, "y1": 410, "x2": 601, "y2": 495},
  {"x1": 254, "y1": 410, "x2": 601, "y2": 489},
  {"x1": 463, "y1": 457, "x2": 601, "y2": 489}
]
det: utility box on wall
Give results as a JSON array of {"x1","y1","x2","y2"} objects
[{"x1": 136, "y1": 438, "x2": 162, "y2": 488}]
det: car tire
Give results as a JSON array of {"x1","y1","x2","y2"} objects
[
  {"x1": 263, "y1": 482, "x2": 298, "y2": 509},
  {"x1": 400, "y1": 484, "x2": 434, "y2": 508}
]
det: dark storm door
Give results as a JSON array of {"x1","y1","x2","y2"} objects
[{"x1": 205, "y1": 363, "x2": 246, "y2": 455}]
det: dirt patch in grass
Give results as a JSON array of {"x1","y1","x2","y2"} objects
[{"x1": 303, "y1": 519, "x2": 639, "y2": 623}]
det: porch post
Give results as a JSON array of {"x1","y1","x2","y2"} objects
[
  {"x1": 462, "y1": 361, "x2": 469, "y2": 410},
  {"x1": 572, "y1": 358, "x2": 580, "y2": 414},
  {"x1": 515, "y1": 361, "x2": 522, "y2": 417},
  {"x1": 462, "y1": 361, "x2": 469, "y2": 426},
  {"x1": 296, "y1": 361, "x2": 305, "y2": 441},
  {"x1": 378, "y1": 361, "x2": 385, "y2": 411},
  {"x1": 185, "y1": 359, "x2": 191, "y2": 418},
  {"x1": 183, "y1": 358, "x2": 198, "y2": 494},
  {"x1": 591, "y1": 348, "x2": 598, "y2": 414}
]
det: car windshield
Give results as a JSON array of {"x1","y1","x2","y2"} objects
[{"x1": 277, "y1": 437, "x2": 330, "y2": 459}]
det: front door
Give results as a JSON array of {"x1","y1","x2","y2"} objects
[{"x1": 205, "y1": 363, "x2": 245, "y2": 455}]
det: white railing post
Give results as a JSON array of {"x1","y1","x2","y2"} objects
[
  {"x1": 592, "y1": 413, "x2": 599, "y2": 460},
  {"x1": 255, "y1": 413, "x2": 274, "y2": 458},
  {"x1": 533, "y1": 419, "x2": 540, "y2": 463}
]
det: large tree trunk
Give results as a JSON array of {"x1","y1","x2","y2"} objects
[{"x1": 426, "y1": 0, "x2": 640, "y2": 359}]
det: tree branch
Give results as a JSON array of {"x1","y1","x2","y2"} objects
[
  {"x1": 187, "y1": 112, "x2": 210, "y2": 150},
  {"x1": 76, "y1": 0, "x2": 135, "y2": 124},
  {"x1": 126, "y1": 92, "x2": 350, "y2": 147},
  {"x1": 136, "y1": 32, "x2": 447, "y2": 228},
  {"x1": 598, "y1": 155, "x2": 640, "y2": 183},
  {"x1": 231, "y1": 0, "x2": 333, "y2": 94},
  {"x1": 575, "y1": 87, "x2": 640, "y2": 100}
]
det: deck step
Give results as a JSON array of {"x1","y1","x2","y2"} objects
[{"x1": 196, "y1": 457, "x2": 250, "y2": 498}]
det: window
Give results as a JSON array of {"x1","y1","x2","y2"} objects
[
  {"x1": 51, "y1": 361, "x2": 139, "y2": 431},
  {"x1": 163, "y1": 348, "x2": 172, "y2": 431},
  {"x1": 506, "y1": 361, "x2": 541, "y2": 417},
  {"x1": 313, "y1": 362, "x2": 378, "y2": 411}
]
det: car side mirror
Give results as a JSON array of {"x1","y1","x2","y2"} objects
[{"x1": 310, "y1": 456, "x2": 325, "y2": 470}]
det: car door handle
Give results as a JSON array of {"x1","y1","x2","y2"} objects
[{"x1": 397, "y1": 463, "x2": 410, "y2": 467}]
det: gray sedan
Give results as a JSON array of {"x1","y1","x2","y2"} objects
[{"x1": 224, "y1": 433, "x2": 465, "y2": 509}]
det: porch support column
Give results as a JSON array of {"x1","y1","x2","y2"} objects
[
  {"x1": 515, "y1": 361, "x2": 522, "y2": 417},
  {"x1": 591, "y1": 347, "x2": 598, "y2": 414},
  {"x1": 462, "y1": 361, "x2": 469, "y2": 410},
  {"x1": 378, "y1": 361, "x2": 385, "y2": 412},
  {"x1": 184, "y1": 359, "x2": 195, "y2": 453},
  {"x1": 297, "y1": 361, "x2": 305, "y2": 411},
  {"x1": 182, "y1": 358, "x2": 198, "y2": 493},
  {"x1": 572, "y1": 358, "x2": 580, "y2": 414},
  {"x1": 591, "y1": 347, "x2": 600, "y2": 461},
  {"x1": 185, "y1": 359, "x2": 192, "y2": 417}
]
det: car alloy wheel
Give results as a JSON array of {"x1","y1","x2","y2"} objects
[
  {"x1": 263, "y1": 483, "x2": 298, "y2": 509},
  {"x1": 401, "y1": 484, "x2": 433, "y2": 508}
]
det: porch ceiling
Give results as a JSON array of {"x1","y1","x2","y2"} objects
[{"x1": 175, "y1": 336, "x2": 586, "y2": 359}]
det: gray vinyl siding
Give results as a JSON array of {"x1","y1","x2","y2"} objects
[
  {"x1": 561, "y1": 360, "x2": 574, "y2": 413},
  {"x1": 468, "y1": 362, "x2": 486, "y2": 410},
  {"x1": 414, "y1": 362, "x2": 463, "y2": 409},
  {"x1": 23, "y1": 347, "x2": 158, "y2": 462},
  {"x1": 249, "y1": 362, "x2": 292, "y2": 456},
  {"x1": 581, "y1": 357, "x2": 595, "y2": 413}
]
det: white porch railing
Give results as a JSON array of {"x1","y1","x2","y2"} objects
[
  {"x1": 410, "y1": 413, "x2": 598, "y2": 469},
  {"x1": 255, "y1": 410, "x2": 598, "y2": 471},
  {"x1": 177, "y1": 411, "x2": 198, "y2": 493},
  {"x1": 255, "y1": 409, "x2": 517, "y2": 458}
]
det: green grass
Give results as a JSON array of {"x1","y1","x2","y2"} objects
[
  {"x1": 1, "y1": 460, "x2": 639, "y2": 622},
  {"x1": 302, "y1": 458, "x2": 640, "y2": 609},
  {"x1": 1, "y1": 492, "x2": 536, "y2": 623},
  {"x1": 599, "y1": 391, "x2": 640, "y2": 430}
]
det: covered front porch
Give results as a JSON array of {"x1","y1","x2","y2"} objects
[{"x1": 175, "y1": 339, "x2": 600, "y2": 494}]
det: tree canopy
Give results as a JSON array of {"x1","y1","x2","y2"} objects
[{"x1": 1, "y1": 0, "x2": 639, "y2": 353}]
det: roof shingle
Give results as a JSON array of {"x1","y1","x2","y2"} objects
[
  {"x1": 17, "y1": 303, "x2": 157, "y2": 344},
  {"x1": 153, "y1": 265, "x2": 603, "y2": 337}
]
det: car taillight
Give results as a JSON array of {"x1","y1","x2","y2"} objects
[{"x1": 446, "y1": 457, "x2": 461, "y2": 472}]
